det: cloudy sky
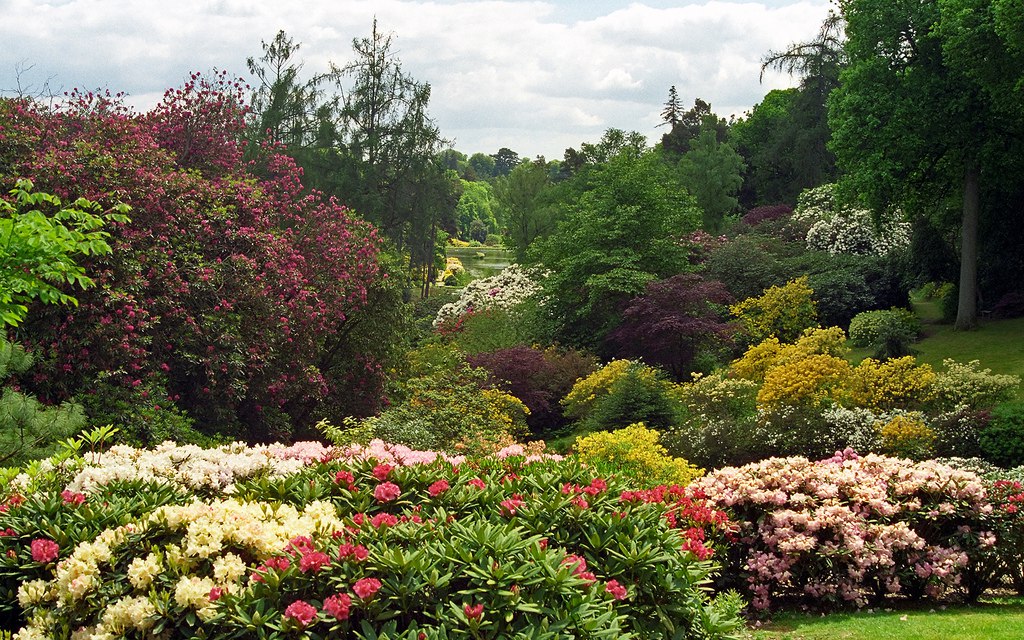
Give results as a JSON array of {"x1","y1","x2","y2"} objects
[{"x1": 1, "y1": 0, "x2": 832, "y2": 160}]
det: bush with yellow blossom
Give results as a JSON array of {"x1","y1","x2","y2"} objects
[
  {"x1": 846, "y1": 356, "x2": 937, "y2": 411},
  {"x1": 574, "y1": 423, "x2": 704, "y2": 487},
  {"x1": 877, "y1": 414, "x2": 937, "y2": 459},
  {"x1": 730, "y1": 276, "x2": 818, "y2": 344}
]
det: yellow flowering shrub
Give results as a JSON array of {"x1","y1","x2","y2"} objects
[
  {"x1": 730, "y1": 276, "x2": 818, "y2": 344},
  {"x1": 878, "y1": 414, "x2": 936, "y2": 459},
  {"x1": 730, "y1": 337, "x2": 783, "y2": 382},
  {"x1": 562, "y1": 359, "x2": 664, "y2": 419},
  {"x1": 731, "y1": 327, "x2": 849, "y2": 382},
  {"x1": 757, "y1": 354, "x2": 853, "y2": 407},
  {"x1": 574, "y1": 423, "x2": 704, "y2": 486},
  {"x1": 847, "y1": 357, "x2": 937, "y2": 411}
]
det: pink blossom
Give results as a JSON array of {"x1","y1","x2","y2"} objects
[
  {"x1": 352, "y1": 577, "x2": 382, "y2": 600},
  {"x1": 30, "y1": 538, "x2": 59, "y2": 563},
  {"x1": 373, "y1": 482, "x2": 401, "y2": 502},
  {"x1": 283, "y1": 600, "x2": 318, "y2": 627},
  {"x1": 323, "y1": 593, "x2": 352, "y2": 620}
]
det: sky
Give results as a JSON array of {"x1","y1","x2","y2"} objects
[{"x1": 0, "y1": 0, "x2": 833, "y2": 160}]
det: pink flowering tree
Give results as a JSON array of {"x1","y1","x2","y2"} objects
[{"x1": 0, "y1": 76, "x2": 387, "y2": 442}]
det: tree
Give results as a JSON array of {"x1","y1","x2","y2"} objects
[
  {"x1": 830, "y1": 0, "x2": 1024, "y2": 329},
  {"x1": 660, "y1": 98, "x2": 728, "y2": 157},
  {"x1": 731, "y1": 13, "x2": 846, "y2": 207},
  {"x1": 495, "y1": 159, "x2": 559, "y2": 261},
  {"x1": 1, "y1": 80, "x2": 386, "y2": 442},
  {"x1": 246, "y1": 31, "x2": 339, "y2": 151},
  {"x1": 468, "y1": 152, "x2": 497, "y2": 180},
  {"x1": 0, "y1": 180, "x2": 128, "y2": 327},
  {"x1": 532, "y1": 147, "x2": 701, "y2": 349},
  {"x1": 606, "y1": 274, "x2": 736, "y2": 380},
  {"x1": 455, "y1": 180, "x2": 498, "y2": 240},
  {"x1": 491, "y1": 148, "x2": 521, "y2": 177},
  {"x1": 660, "y1": 85, "x2": 683, "y2": 127},
  {"x1": 677, "y1": 126, "x2": 745, "y2": 232}
]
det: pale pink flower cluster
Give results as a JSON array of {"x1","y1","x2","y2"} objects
[
  {"x1": 338, "y1": 439, "x2": 466, "y2": 467},
  {"x1": 494, "y1": 444, "x2": 564, "y2": 463},
  {"x1": 691, "y1": 450, "x2": 989, "y2": 609}
]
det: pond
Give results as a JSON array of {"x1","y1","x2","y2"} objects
[{"x1": 446, "y1": 245, "x2": 513, "y2": 280}]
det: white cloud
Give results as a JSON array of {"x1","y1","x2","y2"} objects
[{"x1": 1, "y1": 0, "x2": 832, "y2": 158}]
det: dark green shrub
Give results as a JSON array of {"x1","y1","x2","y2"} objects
[
  {"x1": 938, "y1": 282, "x2": 959, "y2": 324},
  {"x1": 980, "y1": 401, "x2": 1024, "y2": 467}
]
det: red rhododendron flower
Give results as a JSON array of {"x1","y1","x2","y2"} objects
[
  {"x1": 500, "y1": 493, "x2": 525, "y2": 516},
  {"x1": 299, "y1": 551, "x2": 331, "y2": 573},
  {"x1": 30, "y1": 538, "x2": 59, "y2": 563},
  {"x1": 286, "y1": 536, "x2": 315, "y2": 556},
  {"x1": 352, "y1": 577, "x2": 382, "y2": 600},
  {"x1": 61, "y1": 490, "x2": 86, "y2": 506},
  {"x1": 468, "y1": 478, "x2": 486, "y2": 489},
  {"x1": 334, "y1": 470, "x2": 355, "y2": 488},
  {"x1": 284, "y1": 600, "x2": 318, "y2": 627},
  {"x1": 605, "y1": 579, "x2": 628, "y2": 600},
  {"x1": 372, "y1": 463, "x2": 393, "y2": 481},
  {"x1": 464, "y1": 603, "x2": 484, "y2": 620},
  {"x1": 209, "y1": 587, "x2": 224, "y2": 601},
  {"x1": 323, "y1": 593, "x2": 352, "y2": 620},
  {"x1": 371, "y1": 512, "x2": 399, "y2": 528},
  {"x1": 265, "y1": 556, "x2": 291, "y2": 572},
  {"x1": 428, "y1": 479, "x2": 450, "y2": 497},
  {"x1": 373, "y1": 482, "x2": 401, "y2": 502}
]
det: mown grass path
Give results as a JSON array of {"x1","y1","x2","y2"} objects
[{"x1": 745, "y1": 598, "x2": 1024, "y2": 640}]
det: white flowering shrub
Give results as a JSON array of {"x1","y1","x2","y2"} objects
[
  {"x1": 794, "y1": 184, "x2": 910, "y2": 256},
  {"x1": 433, "y1": 264, "x2": 546, "y2": 327}
]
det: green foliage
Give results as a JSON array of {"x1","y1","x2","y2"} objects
[
  {"x1": 980, "y1": 401, "x2": 1024, "y2": 468},
  {"x1": 573, "y1": 423, "x2": 704, "y2": 487},
  {"x1": 0, "y1": 336, "x2": 86, "y2": 467},
  {"x1": 562, "y1": 360, "x2": 679, "y2": 434},
  {"x1": 368, "y1": 343, "x2": 529, "y2": 454},
  {"x1": 848, "y1": 307, "x2": 921, "y2": 358},
  {"x1": 0, "y1": 179, "x2": 128, "y2": 327},
  {"x1": 495, "y1": 159, "x2": 559, "y2": 262},
  {"x1": 676, "y1": 126, "x2": 745, "y2": 232},
  {"x1": 454, "y1": 179, "x2": 498, "y2": 240},
  {"x1": 532, "y1": 147, "x2": 701, "y2": 348}
]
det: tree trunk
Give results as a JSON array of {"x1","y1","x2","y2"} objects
[{"x1": 954, "y1": 163, "x2": 980, "y2": 330}]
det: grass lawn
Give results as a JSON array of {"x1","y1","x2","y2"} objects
[
  {"x1": 744, "y1": 597, "x2": 1024, "y2": 640},
  {"x1": 849, "y1": 298, "x2": 1024, "y2": 400}
]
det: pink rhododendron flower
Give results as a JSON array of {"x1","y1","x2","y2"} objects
[
  {"x1": 428, "y1": 479, "x2": 450, "y2": 496},
  {"x1": 299, "y1": 551, "x2": 331, "y2": 573},
  {"x1": 468, "y1": 478, "x2": 486, "y2": 490},
  {"x1": 284, "y1": 600, "x2": 318, "y2": 627},
  {"x1": 353, "y1": 577, "x2": 382, "y2": 600},
  {"x1": 372, "y1": 463, "x2": 393, "y2": 481},
  {"x1": 30, "y1": 538, "x2": 59, "y2": 563},
  {"x1": 371, "y1": 513, "x2": 399, "y2": 528},
  {"x1": 605, "y1": 579, "x2": 628, "y2": 600},
  {"x1": 323, "y1": 593, "x2": 352, "y2": 620},
  {"x1": 209, "y1": 587, "x2": 224, "y2": 601},
  {"x1": 373, "y1": 482, "x2": 401, "y2": 502},
  {"x1": 500, "y1": 493, "x2": 525, "y2": 516},
  {"x1": 464, "y1": 603, "x2": 484, "y2": 620},
  {"x1": 61, "y1": 490, "x2": 86, "y2": 506}
]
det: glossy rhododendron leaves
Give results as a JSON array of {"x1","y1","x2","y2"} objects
[{"x1": 0, "y1": 79, "x2": 383, "y2": 438}]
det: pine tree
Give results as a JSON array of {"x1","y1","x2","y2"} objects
[{"x1": 660, "y1": 85, "x2": 683, "y2": 127}]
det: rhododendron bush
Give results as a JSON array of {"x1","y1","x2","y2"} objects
[
  {"x1": 0, "y1": 76, "x2": 384, "y2": 442},
  {"x1": 690, "y1": 450, "x2": 994, "y2": 610},
  {"x1": 0, "y1": 438, "x2": 742, "y2": 639}
]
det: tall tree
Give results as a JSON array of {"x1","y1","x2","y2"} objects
[
  {"x1": 677, "y1": 126, "x2": 746, "y2": 232},
  {"x1": 660, "y1": 98, "x2": 728, "y2": 157},
  {"x1": 532, "y1": 147, "x2": 701, "y2": 349},
  {"x1": 491, "y1": 148, "x2": 522, "y2": 177},
  {"x1": 660, "y1": 85, "x2": 683, "y2": 127},
  {"x1": 830, "y1": 0, "x2": 1024, "y2": 329},
  {"x1": 495, "y1": 159, "x2": 558, "y2": 261}
]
